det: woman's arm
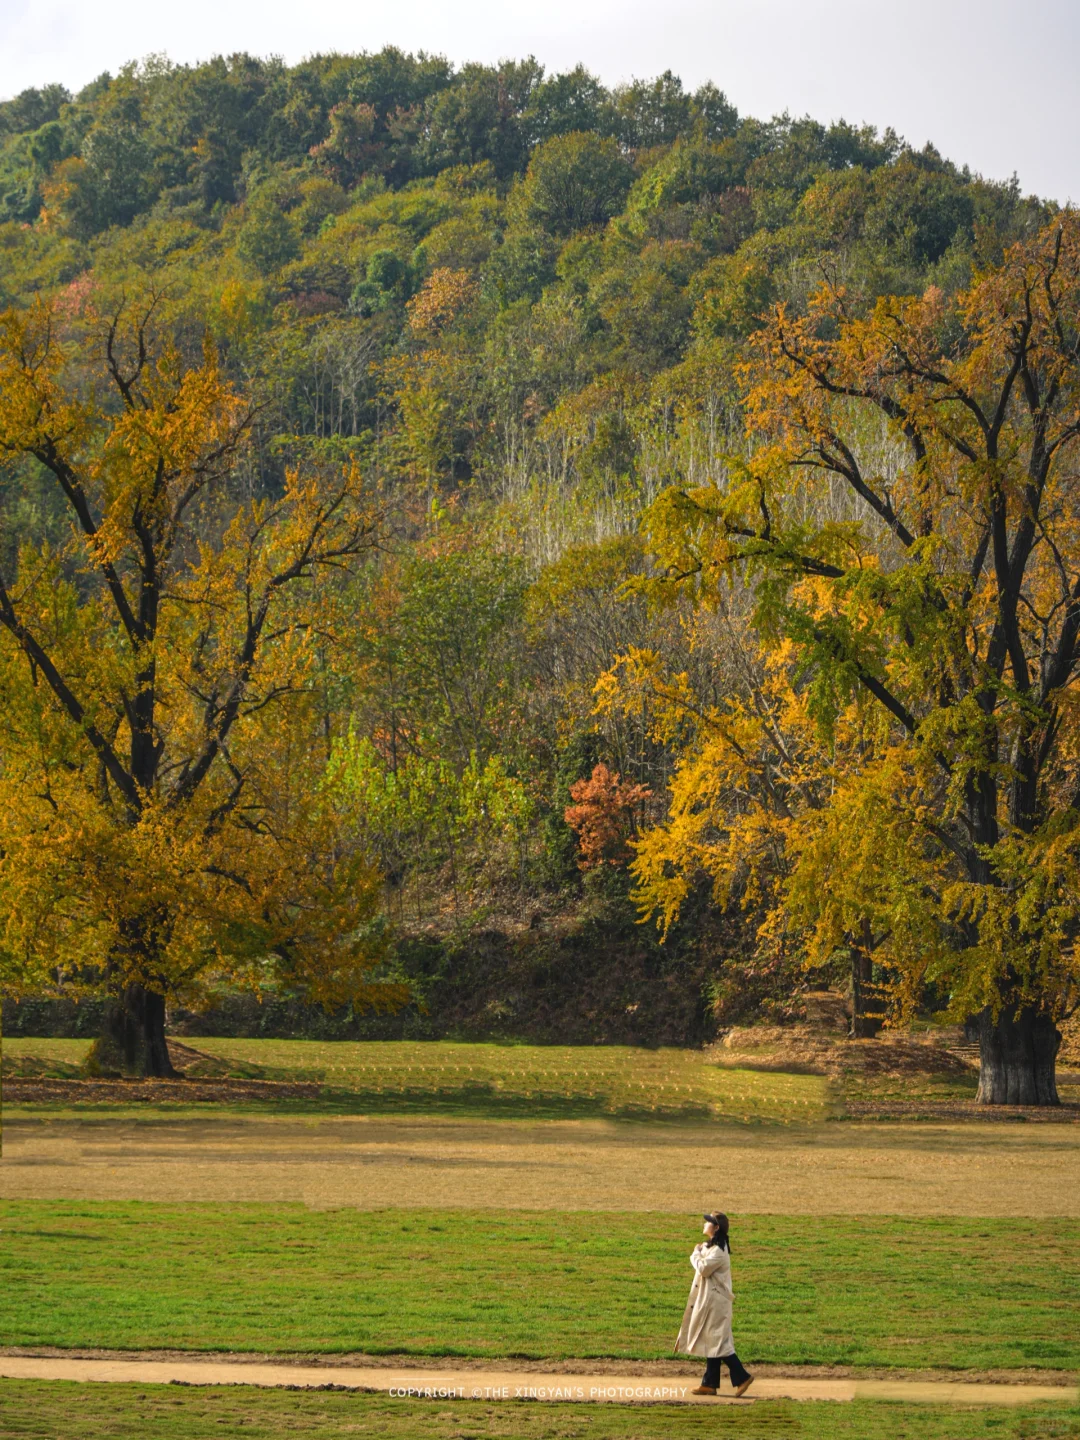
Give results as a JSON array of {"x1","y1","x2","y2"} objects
[{"x1": 693, "y1": 1248, "x2": 731, "y2": 1279}]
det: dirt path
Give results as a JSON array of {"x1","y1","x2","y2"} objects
[
  {"x1": 0, "y1": 1353, "x2": 1073, "y2": 1406},
  {"x1": 3, "y1": 1113, "x2": 1080, "y2": 1214}
]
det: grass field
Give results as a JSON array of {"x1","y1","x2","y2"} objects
[
  {"x1": 2, "y1": 1202, "x2": 1077, "y2": 1371},
  {"x1": 3, "y1": 1042, "x2": 1079, "y2": 1436},
  {"x1": 1, "y1": 1038, "x2": 89, "y2": 1075},
  {"x1": 838, "y1": 1068, "x2": 978, "y2": 1105},
  {"x1": 1, "y1": 1037, "x2": 833, "y2": 1122},
  {"x1": 0, "y1": 1381, "x2": 1077, "y2": 1440},
  {"x1": 9, "y1": 1034, "x2": 1080, "y2": 1122}
]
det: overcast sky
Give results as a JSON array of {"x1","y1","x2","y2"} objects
[{"x1": 2, "y1": 0, "x2": 1077, "y2": 203}]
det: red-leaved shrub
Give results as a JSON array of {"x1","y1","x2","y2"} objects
[{"x1": 564, "y1": 763, "x2": 652, "y2": 870}]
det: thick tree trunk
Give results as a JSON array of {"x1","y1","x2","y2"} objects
[
  {"x1": 850, "y1": 921, "x2": 882, "y2": 1038},
  {"x1": 974, "y1": 1004, "x2": 1060, "y2": 1105},
  {"x1": 100, "y1": 984, "x2": 178, "y2": 1078}
]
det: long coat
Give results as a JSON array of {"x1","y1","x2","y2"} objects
[{"x1": 674, "y1": 1241, "x2": 734, "y2": 1358}]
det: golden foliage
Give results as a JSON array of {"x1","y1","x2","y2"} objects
[
  {"x1": 406, "y1": 266, "x2": 478, "y2": 337},
  {"x1": 0, "y1": 299, "x2": 399, "y2": 1015},
  {"x1": 626, "y1": 214, "x2": 1080, "y2": 1029}
]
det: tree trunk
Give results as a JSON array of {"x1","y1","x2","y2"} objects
[
  {"x1": 974, "y1": 1004, "x2": 1060, "y2": 1105},
  {"x1": 850, "y1": 920, "x2": 882, "y2": 1038},
  {"x1": 100, "y1": 983, "x2": 179, "y2": 1079}
]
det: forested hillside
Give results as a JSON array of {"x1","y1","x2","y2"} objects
[{"x1": 2, "y1": 50, "x2": 1076, "y2": 1096}]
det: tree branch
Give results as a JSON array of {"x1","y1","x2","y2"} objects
[{"x1": 0, "y1": 572, "x2": 140, "y2": 813}]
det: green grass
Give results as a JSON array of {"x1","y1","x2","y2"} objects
[
  {"x1": 0, "y1": 1038, "x2": 88, "y2": 1078},
  {"x1": 7, "y1": 1035, "x2": 1077, "y2": 1121},
  {"x1": 2, "y1": 1204, "x2": 1078, "y2": 1371},
  {"x1": 836, "y1": 1066, "x2": 1080, "y2": 1114},
  {"x1": 838, "y1": 1068, "x2": 979, "y2": 1105},
  {"x1": 0, "y1": 1382, "x2": 1076, "y2": 1440},
  {"x1": 1, "y1": 1037, "x2": 832, "y2": 1123}
]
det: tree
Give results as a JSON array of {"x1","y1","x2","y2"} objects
[
  {"x1": 564, "y1": 762, "x2": 651, "y2": 870},
  {"x1": 0, "y1": 298, "x2": 392, "y2": 1075},
  {"x1": 628, "y1": 139, "x2": 748, "y2": 238},
  {"x1": 325, "y1": 736, "x2": 533, "y2": 923},
  {"x1": 523, "y1": 67, "x2": 613, "y2": 146},
  {"x1": 418, "y1": 60, "x2": 543, "y2": 181},
  {"x1": 40, "y1": 73, "x2": 157, "y2": 236},
  {"x1": 512, "y1": 132, "x2": 634, "y2": 239},
  {"x1": 602, "y1": 641, "x2": 890, "y2": 1037},
  {"x1": 347, "y1": 546, "x2": 529, "y2": 775},
  {"x1": 237, "y1": 189, "x2": 301, "y2": 275},
  {"x1": 613, "y1": 71, "x2": 692, "y2": 149},
  {"x1": 309, "y1": 102, "x2": 381, "y2": 187},
  {"x1": 0, "y1": 86, "x2": 71, "y2": 137},
  {"x1": 641, "y1": 214, "x2": 1080, "y2": 1103}
]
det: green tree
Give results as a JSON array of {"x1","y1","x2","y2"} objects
[
  {"x1": 522, "y1": 66, "x2": 614, "y2": 145},
  {"x1": 350, "y1": 547, "x2": 529, "y2": 774},
  {"x1": 513, "y1": 132, "x2": 634, "y2": 238},
  {"x1": 325, "y1": 738, "x2": 533, "y2": 922},
  {"x1": 418, "y1": 60, "x2": 543, "y2": 180},
  {"x1": 614, "y1": 70, "x2": 692, "y2": 148},
  {"x1": 237, "y1": 189, "x2": 301, "y2": 274},
  {"x1": 43, "y1": 72, "x2": 157, "y2": 235}
]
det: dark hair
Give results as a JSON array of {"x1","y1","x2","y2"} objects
[{"x1": 705, "y1": 1212, "x2": 731, "y2": 1253}]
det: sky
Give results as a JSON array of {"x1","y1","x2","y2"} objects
[{"x1": 2, "y1": 0, "x2": 1077, "y2": 203}]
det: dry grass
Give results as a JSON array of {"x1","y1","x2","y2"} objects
[{"x1": 3, "y1": 1110, "x2": 1080, "y2": 1214}]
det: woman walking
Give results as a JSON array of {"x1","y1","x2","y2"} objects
[{"x1": 675, "y1": 1211, "x2": 754, "y2": 1398}]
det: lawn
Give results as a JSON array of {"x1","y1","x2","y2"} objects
[
  {"x1": 0, "y1": 1382, "x2": 1076, "y2": 1440},
  {"x1": 1, "y1": 1037, "x2": 832, "y2": 1123},
  {"x1": 0, "y1": 1039, "x2": 91, "y2": 1077},
  {"x1": 1, "y1": 1203, "x2": 1077, "y2": 1371},
  {"x1": 838, "y1": 1068, "x2": 979, "y2": 1105}
]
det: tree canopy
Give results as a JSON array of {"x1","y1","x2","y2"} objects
[{"x1": 625, "y1": 217, "x2": 1080, "y2": 1100}]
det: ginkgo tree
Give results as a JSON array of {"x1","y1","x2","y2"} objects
[
  {"x1": 0, "y1": 297, "x2": 401, "y2": 1076},
  {"x1": 596, "y1": 631, "x2": 888, "y2": 1036},
  {"x1": 636, "y1": 214, "x2": 1080, "y2": 1104}
]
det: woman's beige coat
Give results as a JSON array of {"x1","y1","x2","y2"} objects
[{"x1": 674, "y1": 1241, "x2": 734, "y2": 1358}]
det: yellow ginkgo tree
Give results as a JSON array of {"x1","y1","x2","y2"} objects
[
  {"x1": 633, "y1": 214, "x2": 1080, "y2": 1104},
  {"x1": 0, "y1": 297, "x2": 401, "y2": 1075},
  {"x1": 598, "y1": 628, "x2": 902, "y2": 1036}
]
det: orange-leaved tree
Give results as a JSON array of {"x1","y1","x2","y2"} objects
[
  {"x1": 637, "y1": 214, "x2": 1080, "y2": 1104},
  {"x1": 564, "y1": 762, "x2": 652, "y2": 870},
  {"x1": 0, "y1": 298, "x2": 401, "y2": 1075}
]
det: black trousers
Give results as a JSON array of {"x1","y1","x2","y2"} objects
[{"x1": 702, "y1": 1352, "x2": 751, "y2": 1389}]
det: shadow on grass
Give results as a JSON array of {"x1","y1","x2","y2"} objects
[
  {"x1": 311, "y1": 1083, "x2": 744, "y2": 1122},
  {"x1": 2, "y1": 1080, "x2": 814, "y2": 1125},
  {"x1": 1, "y1": 1056, "x2": 86, "y2": 1080}
]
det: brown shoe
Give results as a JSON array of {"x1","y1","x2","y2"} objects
[
  {"x1": 690, "y1": 1385, "x2": 717, "y2": 1395},
  {"x1": 734, "y1": 1376, "x2": 755, "y2": 1398}
]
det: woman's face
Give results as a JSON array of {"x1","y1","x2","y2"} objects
[{"x1": 702, "y1": 1220, "x2": 717, "y2": 1238}]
